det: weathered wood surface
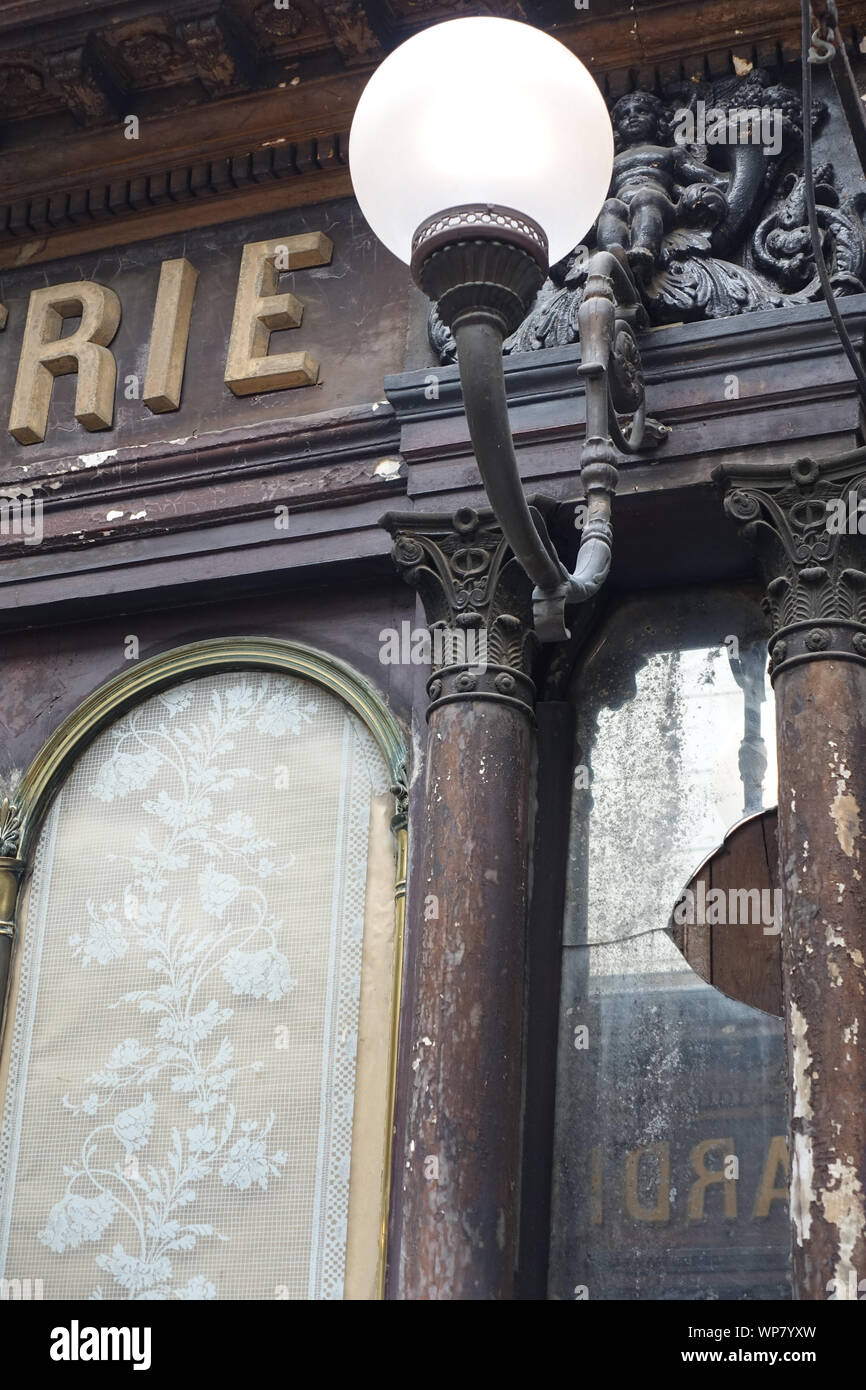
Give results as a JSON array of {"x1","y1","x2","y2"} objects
[
  {"x1": 775, "y1": 657, "x2": 866, "y2": 1300},
  {"x1": 668, "y1": 807, "x2": 782, "y2": 1018},
  {"x1": 392, "y1": 696, "x2": 532, "y2": 1299}
]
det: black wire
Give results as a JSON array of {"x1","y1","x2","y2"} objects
[{"x1": 800, "y1": 0, "x2": 866, "y2": 406}]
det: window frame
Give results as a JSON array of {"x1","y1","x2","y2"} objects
[{"x1": 0, "y1": 636, "x2": 409, "y2": 1300}]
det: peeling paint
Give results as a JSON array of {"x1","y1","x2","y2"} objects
[
  {"x1": 78, "y1": 449, "x2": 117, "y2": 468},
  {"x1": 791, "y1": 1131, "x2": 815, "y2": 1245},
  {"x1": 822, "y1": 1159, "x2": 866, "y2": 1297},
  {"x1": 830, "y1": 784, "x2": 862, "y2": 858},
  {"x1": 496, "y1": 1208, "x2": 506, "y2": 1251},
  {"x1": 791, "y1": 1003, "x2": 813, "y2": 1121}
]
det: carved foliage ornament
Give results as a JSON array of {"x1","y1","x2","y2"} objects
[
  {"x1": 0, "y1": 797, "x2": 24, "y2": 941},
  {"x1": 0, "y1": 797, "x2": 21, "y2": 857},
  {"x1": 720, "y1": 454, "x2": 866, "y2": 681},
  {"x1": 0, "y1": 61, "x2": 47, "y2": 118},
  {"x1": 429, "y1": 72, "x2": 866, "y2": 361}
]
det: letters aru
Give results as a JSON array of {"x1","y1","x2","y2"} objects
[{"x1": 2, "y1": 232, "x2": 333, "y2": 446}]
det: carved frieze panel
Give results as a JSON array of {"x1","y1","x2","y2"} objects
[
  {"x1": 0, "y1": 57, "x2": 52, "y2": 119},
  {"x1": 430, "y1": 70, "x2": 866, "y2": 362},
  {"x1": 246, "y1": 0, "x2": 318, "y2": 48},
  {"x1": 97, "y1": 16, "x2": 194, "y2": 91},
  {"x1": 320, "y1": 2, "x2": 384, "y2": 64}
]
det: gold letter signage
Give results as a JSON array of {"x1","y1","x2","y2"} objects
[
  {"x1": 224, "y1": 232, "x2": 333, "y2": 397},
  {"x1": 4, "y1": 230, "x2": 334, "y2": 444},
  {"x1": 9, "y1": 282, "x2": 121, "y2": 445},
  {"x1": 143, "y1": 258, "x2": 199, "y2": 415}
]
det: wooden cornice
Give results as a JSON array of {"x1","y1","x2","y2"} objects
[
  {"x1": 0, "y1": 296, "x2": 862, "y2": 629},
  {"x1": 0, "y1": 0, "x2": 863, "y2": 267}
]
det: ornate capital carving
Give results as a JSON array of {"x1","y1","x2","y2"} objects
[
  {"x1": 716, "y1": 452, "x2": 866, "y2": 681},
  {"x1": 381, "y1": 506, "x2": 538, "y2": 719}
]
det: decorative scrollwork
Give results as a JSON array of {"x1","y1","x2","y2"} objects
[
  {"x1": 610, "y1": 322, "x2": 644, "y2": 414},
  {"x1": 0, "y1": 797, "x2": 21, "y2": 857}
]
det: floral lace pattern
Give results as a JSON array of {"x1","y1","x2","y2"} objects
[{"x1": 0, "y1": 672, "x2": 390, "y2": 1299}]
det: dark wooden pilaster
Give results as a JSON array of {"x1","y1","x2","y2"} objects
[
  {"x1": 718, "y1": 451, "x2": 866, "y2": 1300},
  {"x1": 382, "y1": 506, "x2": 537, "y2": 1300}
]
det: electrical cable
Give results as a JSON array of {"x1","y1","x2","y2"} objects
[{"x1": 800, "y1": 0, "x2": 866, "y2": 407}]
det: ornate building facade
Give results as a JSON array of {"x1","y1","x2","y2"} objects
[{"x1": 0, "y1": 0, "x2": 865, "y2": 1303}]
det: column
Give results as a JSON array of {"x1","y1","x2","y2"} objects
[
  {"x1": 382, "y1": 504, "x2": 537, "y2": 1299},
  {"x1": 718, "y1": 450, "x2": 866, "y2": 1300}
]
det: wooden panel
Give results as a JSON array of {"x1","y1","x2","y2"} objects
[
  {"x1": 0, "y1": 0, "x2": 863, "y2": 262},
  {"x1": 0, "y1": 197, "x2": 410, "y2": 465},
  {"x1": 668, "y1": 808, "x2": 782, "y2": 1017}
]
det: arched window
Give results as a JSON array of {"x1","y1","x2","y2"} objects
[{"x1": 0, "y1": 640, "x2": 407, "y2": 1301}]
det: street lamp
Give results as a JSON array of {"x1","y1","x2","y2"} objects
[{"x1": 349, "y1": 16, "x2": 668, "y2": 642}]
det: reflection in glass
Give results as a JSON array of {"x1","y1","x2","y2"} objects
[{"x1": 549, "y1": 586, "x2": 789, "y2": 1301}]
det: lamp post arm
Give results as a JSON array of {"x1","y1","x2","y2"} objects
[
  {"x1": 438, "y1": 234, "x2": 668, "y2": 645},
  {"x1": 453, "y1": 310, "x2": 568, "y2": 599},
  {"x1": 451, "y1": 248, "x2": 669, "y2": 644},
  {"x1": 559, "y1": 251, "x2": 669, "y2": 624}
]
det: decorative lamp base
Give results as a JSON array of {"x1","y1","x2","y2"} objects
[{"x1": 410, "y1": 204, "x2": 548, "y2": 336}]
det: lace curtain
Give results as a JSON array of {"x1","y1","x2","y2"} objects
[{"x1": 0, "y1": 670, "x2": 393, "y2": 1300}]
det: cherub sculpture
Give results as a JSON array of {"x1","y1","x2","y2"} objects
[{"x1": 598, "y1": 91, "x2": 728, "y2": 280}]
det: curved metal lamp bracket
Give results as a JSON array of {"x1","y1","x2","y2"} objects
[{"x1": 411, "y1": 207, "x2": 670, "y2": 644}]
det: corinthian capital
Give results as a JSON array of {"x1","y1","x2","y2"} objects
[
  {"x1": 714, "y1": 451, "x2": 866, "y2": 681},
  {"x1": 381, "y1": 505, "x2": 538, "y2": 718}
]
